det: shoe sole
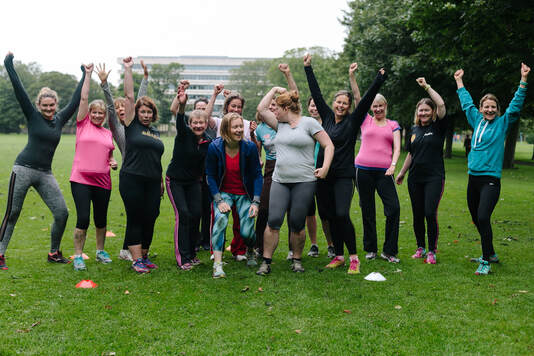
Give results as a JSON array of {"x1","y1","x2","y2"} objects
[
  {"x1": 96, "y1": 258, "x2": 112, "y2": 264},
  {"x1": 213, "y1": 274, "x2": 226, "y2": 279}
]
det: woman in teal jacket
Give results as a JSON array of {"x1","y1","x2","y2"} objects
[{"x1": 454, "y1": 63, "x2": 529, "y2": 275}]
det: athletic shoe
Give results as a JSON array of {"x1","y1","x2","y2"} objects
[
  {"x1": 179, "y1": 263, "x2": 193, "y2": 271},
  {"x1": 210, "y1": 254, "x2": 214, "y2": 260},
  {"x1": 0, "y1": 255, "x2": 8, "y2": 270},
  {"x1": 327, "y1": 246, "x2": 336, "y2": 259},
  {"x1": 475, "y1": 260, "x2": 491, "y2": 275},
  {"x1": 142, "y1": 255, "x2": 158, "y2": 269},
  {"x1": 424, "y1": 251, "x2": 437, "y2": 264},
  {"x1": 470, "y1": 254, "x2": 500, "y2": 264},
  {"x1": 191, "y1": 257, "x2": 202, "y2": 266},
  {"x1": 246, "y1": 250, "x2": 257, "y2": 267},
  {"x1": 256, "y1": 261, "x2": 271, "y2": 276},
  {"x1": 235, "y1": 254, "x2": 247, "y2": 262},
  {"x1": 131, "y1": 258, "x2": 150, "y2": 274},
  {"x1": 347, "y1": 256, "x2": 360, "y2": 274},
  {"x1": 325, "y1": 256, "x2": 345, "y2": 269},
  {"x1": 119, "y1": 249, "x2": 133, "y2": 261},
  {"x1": 286, "y1": 250, "x2": 294, "y2": 261},
  {"x1": 411, "y1": 247, "x2": 426, "y2": 259},
  {"x1": 96, "y1": 250, "x2": 112, "y2": 264},
  {"x1": 291, "y1": 260, "x2": 305, "y2": 273},
  {"x1": 48, "y1": 251, "x2": 70, "y2": 264},
  {"x1": 380, "y1": 253, "x2": 400, "y2": 263},
  {"x1": 213, "y1": 262, "x2": 226, "y2": 278},
  {"x1": 73, "y1": 256, "x2": 87, "y2": 271},
  {"x1": 365, "y1": 252, "x2": 377, "y2": 260},
  {"x1": 307, "y1": 244, "x2": 319, "y2": 257}
]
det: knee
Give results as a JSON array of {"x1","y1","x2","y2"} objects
[
  {"x1": 267, "y1": 216, "x2": 283, "y2": 231},
  {"x1": 76, "y1": 215, "x2": 90, "y2": 230},
  {"x1": 55, "y1": 208, "x2": 69, "y2": 223},
  {"x1": 386, "y1": 204, "x2": 400, "y2": 218},
  {"x1": 477, "y1": 214, "x2": 491, "y2": 226}
]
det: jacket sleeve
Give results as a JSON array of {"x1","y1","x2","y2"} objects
[
  {"x1": 503, "y1": 86, "x2": 527, "y2": 129},
  {"x1": 4, "y1": 54, "x2": 36, "y2": 119},
  {"x1": 101, "y1": 81, "x2": 125, "y2": 156},
  {"x1": 175, "y1": 113, "x2": 189, "y2": 138},
  {"x1": 348, "y1": 71, "x2": 387, "y2": 128},
  {"x1": 58, "y1": 66, "x2": 86, "y2": 126},
  {"x1": 457, "y1": 87, "x2": 482, "y2": 129},
  {"x1": 249, "y1": 143, "x2": 263, "y2": 200},
  {"x1": 305, "y1": 65, "x2": 334, "y2": 124},
  {"x1": 205, "y1": 143, "x2": 221, "y2": 202}
]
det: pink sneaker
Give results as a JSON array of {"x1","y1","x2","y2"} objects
[
  {"x1": 347, "y1": 256, "x2": 360, "y2": 274},
  {"x1": 424, "y1": 251, "x2": 436, "y2": 264},
  {"x1": 411, "y1": 247, "x2": 426, "y2": 259},
  {"x1": 325, "y1": 256, "x2": 345, "y2": 269}
]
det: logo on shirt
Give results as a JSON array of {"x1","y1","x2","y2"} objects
[
  {"x1": 410, "y1": 134, "x2": 416, "y2": 143},
  {"x1": 424, "y1": 132, "x2": 434, "y2": 137},
  {"x1": 142, "y1": 130, "x2": 161, "y2": 140}
]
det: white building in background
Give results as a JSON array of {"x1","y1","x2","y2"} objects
[{"x1": 127, "y1": 55, "x2": 268, "y2": 115}]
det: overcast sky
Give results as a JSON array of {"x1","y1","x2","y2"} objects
[{"x1": 1, "y1": 0, "x2": 350, "y2": 85}]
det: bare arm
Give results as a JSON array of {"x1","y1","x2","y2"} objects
[
  {"x1": 385, "y1": 129, "x2": 401, "y2": 176},
  {"x1": 416, "y1": 77, "x2": 446, "y2": 119},
  {"x1": 257, "y1": 87, "x2": 286, "y2": 130},
  {"x1": 348, "y1": 63, "x2": 361, "y2": 106},
  {"x1": 76, "y1": 64, "x2": 94, "y2": 121},
  {"x1": 395, "y1": 153, "x2": 412, "y2": 185},
  {"x1": 279, "y1": 63, "x2": 298, "y2": 93},
  {"x1": 205, "y1": 83, "x2": 223, "y2": 128},
  {"x1": 454, "y1": 69, "x2": 464, "y2": 89},
  {"x1": 123, "y1": 57, "x2": 135, "y2": 127},
  {"x1": 137, "y1": 60, "x2": 149, "y2": 98},
  {"x1": 313, "y1": 130, "x2": 334, "y2": 179}
]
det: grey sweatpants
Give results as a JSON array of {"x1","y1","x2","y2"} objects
[{"x1": 0, "y1": 165, "x2": 69, "y2": 254}]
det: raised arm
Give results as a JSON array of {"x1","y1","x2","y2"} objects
[
  {"x1": 205, "y1": 83, "x2": 224, "y2": 129},
  {"x1": 58, "y1": 65, "x2": 87, "y2": 126},
  {"x1": 137, "y1": 60, "x2": 149, "y2": 99},
  {"x1": 416, "y1": 77, "x2": 446, "y2": 119},
  {"x1": 76, "y1": 64, "x2": 94, "y2": 121},
  {"x1": 348, "y1": 63, "x2": 361, "y2": 106},
  {"x1": 170, "y1": 80, "x2": 190, "y2": 116},
  {"x1": 503, "y1": 63, "x2": 530, "y2": 125},
  {"x1": 349, "y1": 69, "x2": 387, "y2": 124},
  {"x1": 123, "y1": 57, "x2": 135, "y2": 127},
  {"x1": 279, "y1": 63, "x2": 298, "y2": 93},
  {"x1": 455, "y1": 69, "x2": 480, "y2": 128},
  {"x1": 304, "y1": 54, "x2": 333, "y2": 120},
  {"x1": 257, "y1": 87, "x2": 286, "y2": 130},
  {"x1": 3, "y1": 52, "x2": 35, "y2": 118},
  {"x1": 520, "y1": 62, "x2": 529, "y2": 89},
  {"x1": 97, "y1": 63, "x2": 125, "y2": 155},
  {"x1": 174, "y1": 84, "x2": 188, "y2": 136}
]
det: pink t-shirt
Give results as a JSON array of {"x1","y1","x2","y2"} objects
[
  {"x1": 355, "y1": 114, "x2": 400, "y2": 169},
  {"x1": 70, "y1": 115, "x2": 115, "y2": 189}
]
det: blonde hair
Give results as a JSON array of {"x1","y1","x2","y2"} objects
[
  {"x1": 35, "y1": 87, "x2": 58, "y2": 106},
  {"x1": 373, "y1": 93, "x2": 388, "y2": 117},
  {"x1": 88, "y1": 99, "x2": 107, "y2": 124},
  {"x1": 189, "y1": 109, "x2": 208, "y2": 124},
  {"x1": 275, "y1": 90, "x2": 301, "y2": 115},
  {"x1": 220, "y1": 113, "x2": 243, "y2": 142},
  {"x1": 413, "y1": 98, "x2": 437, "y2": 126},
  {"x1": 113, "y1": 97, "x2": 126, "y2": 109},
  {"x1": 479, "y1": 94, "x2": 501, "y2": 116}
]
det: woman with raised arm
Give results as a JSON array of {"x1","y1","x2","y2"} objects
[
  {"x1": 454, "y1": 63, "x2": 529, "y2": 275},
  {"x1": 119, "y1": 57, "x2": 164, "y2": 274},
  {"x1": 70, "y1": 64, "x2": 117, "y2": 271},
  {"x1": 304, "y1": 53, "x2": 386, "y2": 274},
  {"x1": 255, "y1": 87, "x2": 334, "y2": 275},
  {"x1": 97, "y1": 61, "x2": 149, "y2": 262},
  {"x1": 0, "y1": 53, "x2": 86, "y2": 270},
  {"x1": 205, "y1": 113, "x2": 262, "y2": 278},
  {"x1": 395, "y1": 78, "x2": 447, "y2": 265},
  {"x1": 354, "y1": 91, "x2": 401, "y2": 263},
  {"x1": 166, "y1": 83, "x2": 211, "y2": 270}
]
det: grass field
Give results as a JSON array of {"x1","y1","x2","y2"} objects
[{"x1": 0, "y1": 134, "x2": 533, "y2": 355}]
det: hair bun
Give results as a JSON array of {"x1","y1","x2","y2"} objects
[{"x1": 289, "y1": 90, "x2": 299, "y2": 102}]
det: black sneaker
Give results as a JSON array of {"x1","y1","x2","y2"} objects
[
  {"x1": 291, "y1": 260, "x2": 305, "y2": 273},
  {"x1": 256, "y1": 261, "x2": 271, "y2": 276},
  {"x1": 307, "y1": 244, "x2": 319, "y2": 257},
  {"x1": 47, "y1": 251, "x2": 71, "y2": 264}
]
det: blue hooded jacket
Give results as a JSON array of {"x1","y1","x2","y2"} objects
[
  {"x1": 457, "y1": 86, "x2": 527, "y2": 178},
  {"x1": 205, "y1": 137, "x2": 263, "y2": 202}
]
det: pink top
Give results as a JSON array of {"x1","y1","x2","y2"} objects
[
  {"x1": 355, "y1": 114, "x2": 400, "y2": 169},
  {"x1": 70, "y1": 115, "x2": 115, "y2": 189}
]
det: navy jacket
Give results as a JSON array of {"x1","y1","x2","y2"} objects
[{"x1": 205, "y1": 137, "x2": 263, "y2": 203}]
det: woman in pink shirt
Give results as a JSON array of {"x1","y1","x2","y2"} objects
[
  {"x1": 354, "y1": 93, "x2": 401, "y2": 263},
  {"x1": 70, "y1": 64, "x2": 117, "y2": 271}
]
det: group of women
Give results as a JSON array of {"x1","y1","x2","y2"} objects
[{"x1": 0, "y1": 52, "x2": 529, "y2": 277}]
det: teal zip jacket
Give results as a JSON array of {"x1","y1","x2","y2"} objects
[{"x1": 457, "y1": 86, "x2": 527, "y2": 178}]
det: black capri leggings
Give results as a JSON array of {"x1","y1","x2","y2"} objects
[
  {"x1": 268, "y1": 181, "x2": 316, "y2": 232},
  {"x1": 70, "y1": 181, "x2": 111, "y2": 230},
  {"x1": 119, "y1": 172, "x2": 161, "y2": 249}
]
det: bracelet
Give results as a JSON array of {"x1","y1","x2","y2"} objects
[
  {"x1": 520, "y1": 81, "x2": 528, "y2": 86},
  {"x1": 424, "y1": 84, "x2": 431, "y2": 91},
  {"x1": 391, "y1": 162, "x2": 396, "y2": 166}
]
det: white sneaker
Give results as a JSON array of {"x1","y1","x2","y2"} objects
[
  {"x1": 212, "y1": 262, "x2": 226, "y2": 278},
  {"x1": 210, "y1": 254, "x2": 214, "y2": 260},
  {"x1": 286, "y1": 250, "x2": 294, "y2": 260},
  {"x1": 235, "y1": 254, "x2": 247, "y2": 262},
  {"x1": 119, "y1": 249, "x2": 133, "y2": 261},
  {"x1": 365, "y1": 252, "x2": 377, "y2": 260}
]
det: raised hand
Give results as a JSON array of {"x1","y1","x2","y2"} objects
[
  {"x1": 278, "y1": 63, "x2": 290, "y2": 74},
  {"x1": 249, "y1": 120, "x2": 257, "y2": 132},
  {"x1": 213, "y1": 83, "x2": 224, "y2": 96},
  {"x1": 123, "y1": 56, "x2": 133, "y2": 68},
  {"x1": 177, "y1": 87, "x2": 188, "y2": 105},
  {"x1": 6, "y1": 51, "x2": 13, "y2": 58},
  {"x1": 96, "y1": 63, "x2": 111, "y2": 83},
  {"x1": 416, "y1": 77, "x2": 428, "y2": 88},
  {"x1": 303, "y1": 53, "x2": 312, "y2": 67},
  {"x1": 83, "y1": 63, "x2": 94, "y2": 74},
  {"x1": 140, "y1": 60, "x2": 149, "y2": 78},
  {"x1": 521, "y1": 63, "x2": 530, "y2": 79},
  {"x1": 179, "y1": 79, "x2": 190, "y2": 90},
  {"x1": 223, "y1": 89, "x2": 231, "y2": 98},
  {"x1": 349, "y1": 62, "x2": 358, "y2": 75},
  {"x1": 379, "y1": 68, "x2": 386, "y2": 76},
  {"x1": 273, "y1": 86, "x2": 287, "y2": 95},
  {"x1": 454, "y1": 69, "x2": 464, "y2": 81}
]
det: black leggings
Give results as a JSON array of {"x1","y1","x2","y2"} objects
[
  {"x1": 256, "y1": 160, "x2": 276, "y2": 251},
  {"x1": 119, "y1": 172, "x2": 160, "y2": 249},
  {"x1": 268, "y1": 181, "x2": 316, "y2": 232},
  {"x1": 407, "y1": 178, "x2": 444, "y2": 253},
  {"x1": 166, "y1": 177, "x2": 202, "y2": 266},
  {"x1": 70, "y1": 182, "x2": 111, "y2": 230},
  {"x1": 467, "y1": 175, "x2": 500, "y2": 261},
  {"x1": 316, "y1": 177, "x2": 357, "y2": 256},
  {"x1": 355, "y1": 168, "x2": 400, "y2": 256}
]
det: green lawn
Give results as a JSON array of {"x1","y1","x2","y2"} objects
[{"x1": 0, "y1": 134, "x2": 533, "y2": 355}]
